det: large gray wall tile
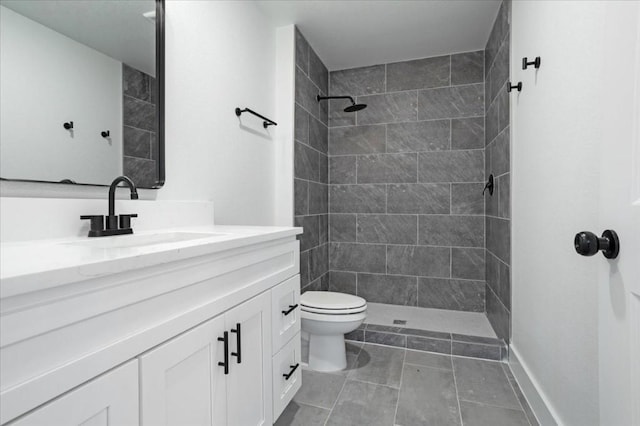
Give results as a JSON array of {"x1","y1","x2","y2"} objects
[
  {"x1": 488, "y1": 37, "x2": 510, "y2": 105},
  {"x1": 387, "y1": 120, "x2": 450, "y2": 153},
  {"x1": 418, "y1": 215, "x2": 484, "y2": 247},
  {"x1": 451, "y1": 51, "x2": 484, "y2": 85},
  {"x1": 329, "y1": 242, "x2": 386, "y2": 273},
  {"x1": 357, "y1": 214, "x2": 417, "y2": 244},
  {"x1": 295, "y1": 104, "x2": 309, "y2": 144},
  {"x1": 308, "y1": 116, "x2": 328, "y2": 154},
  {"x1": 295, "y1": 66, "x2": 319, "y2": 118},
  {"x1": 451, "y1": 183, "x2": 485, "y2": 215},
  {"x1": 308, "y1": 182, "x2": 328, "y2": 214},
  {"x1": 330, "y1": 184, "x2": 386, "y2": 213},
  {"x1": 328, "y1": 98, "x2": 356, "y2": 127},
  {"x1": 329, "y1": 125, "x2": 386, "y2": 155},
  {"x1": 418, "y1": 150, "x2": 484, "y2": 183},
  {"x1": 309, "y1": 47, "x2": 328, "y2": 95},
  {"x1": 486, "y1": 285, "x2": 510, "y2": 341},
  {"x1": 357, "y1": 92, "x2": 417, "y2": 125},
  {"x1": 330, "y1": 65, "x2": 386, "y2": 96},
  {"x1": 329, "y1": 156, "x2": 356, "y2": 184},
  {"x1": 295, "y1": 215, "x2": 319, "y2": 252},
  {"x1": 486, "y1": 216, "x2": 510, "y2": 264},
  {"x1": 357, "y1": 273, "x2": 418, "y2": 305},
  {"x1": 295, "y1": 28, "x2": 309, "y2": 75},
  {"x1": 488, "y1": 130, "x2": 510, "y2": 176},
  {"x1": 123, "y1": 126, "x2": 151, "y2": 158},
  {"x1": 452, "y1": 247, "x2": 486, "y2": 280},
  {"x1": 329, "y1": 213, "x2": 356, "y2": 242},
  {"x1": 418, "y1": 84, "x2": 484, "y2": 120},
  {"x1": 452, "y1": 117, "x2": 484, "y2": 150},
  {"x1": 498, "y1": 173, "x2": 510, "y2": 218},
  {"x1": 418, "y1": 278, "x2": 485, "y2": 312},
  {"x1": 386, "y1": 56, "x2": 450, "y2": 91},
  {"x1": 328, "y1": 270, "x2": 357, "y2": 294},
  {"x1": 357, "y1": 153, "x2": 417, "y2": 184},
  {"x1": 387, "y1": 183, "x2": 450, "y2": 214},
  {"x1": 294, "y1": 179, "x2": 308, "y2": 216},
  {"x1": 387, "y1": 245, "x2": 450, "y2": 277},
  {"x1": 123, "y1": 96, "x2": 155, "y2": 132}
]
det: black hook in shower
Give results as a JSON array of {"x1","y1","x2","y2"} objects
[
  {"x1": 235, "y1": 107, "x2": 277, "y2": 128},
  {"x1": 482, "y1": 174, "x2": 494, "y2": 196},
  {"x1": 522, "y1": 56, "x2": 541, "y2": 70},
  {"x1": 101, "y1": 130, "x2": 110, "y2": 138},
  {"x1": 317, "y1": 95, "x2": 367, "y2": 112},
  {"x1": 507, "y1": 82, "x2": 522, "y2": 93},
  {"x1": 63, "y1": 121, "x2": 74, "y2": 130}
]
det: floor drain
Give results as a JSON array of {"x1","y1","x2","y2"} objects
[{"x1": 393, "y1": 319, "x2": 407, "y2": 325}]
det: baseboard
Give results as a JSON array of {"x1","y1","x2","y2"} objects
[{"x1": 509, "y1": 344, "x2": 561, "y2": 425}]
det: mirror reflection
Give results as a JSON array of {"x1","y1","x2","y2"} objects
[{"x1": 0, "y1": 0, "x2": 162, "y2": 188}]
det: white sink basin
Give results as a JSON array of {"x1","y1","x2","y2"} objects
[{"x1": 66, "y1": 232, "x2": 228, "y2": 249}]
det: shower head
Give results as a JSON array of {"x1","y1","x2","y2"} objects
[
  {"x1": 316, "y1": 94, "x2": 367, "y2": 113},
  {"x1": 344, "y1": 103, "x2": 367, "y2": 112}
]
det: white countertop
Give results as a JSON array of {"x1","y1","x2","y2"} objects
[{"x1": 1, "y1": 225, "x2": 302, "y2": 298}]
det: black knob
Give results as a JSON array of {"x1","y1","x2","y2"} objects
[
  {"x1": 63, "y1": 121, "x2": 73, "y2": 130},
  {"x1": 101, "y1": 130, "x2": 110, "y2": 138},
  {"x1": 574, "y1": 230, "x2": 620, "y2": 259}
]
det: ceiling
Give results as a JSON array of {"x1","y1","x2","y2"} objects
[
  {"x1": 256, "y1": 0, "x2": 501, "y2": 71},
  {"x1": 1, "y1": 0, "x2": 156, "y2": 76}
]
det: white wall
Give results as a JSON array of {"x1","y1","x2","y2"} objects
[
  {"x1": 0, "y1": 5, "x2": 122, "y2": 185},
  {"x1": 510, "y1": 2, "x2": 604, "y2": 424},
  {"x1": 0, "y1": 1, "x2": 296, "y2": 237}
]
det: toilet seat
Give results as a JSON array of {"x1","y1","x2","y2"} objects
[{"x1": 300, "y1": 291, "x2": 367, "y2": 315}]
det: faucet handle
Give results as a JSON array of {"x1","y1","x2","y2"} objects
[
  {"x1": 80, "y1": 215, "x2": 105, "y2": 235},
  {"x1": 119, "y1": 214, "x2": 138, "y2": 229}
]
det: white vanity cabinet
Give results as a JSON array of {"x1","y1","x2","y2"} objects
[
  {"x1": 0, "y1": 230, "x2": 302, "y2": 426},
  {"x1": 140, "y1": 291, "x2": 272, "y2": 426},
  {"x1": 9, "y1": 360, "x2": 139, "y2": 426}
]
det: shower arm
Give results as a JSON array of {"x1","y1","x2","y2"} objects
[{"x1": 316, "y1": 95, "x2": 356, "y2": 104}]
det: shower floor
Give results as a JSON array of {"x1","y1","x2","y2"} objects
[{"x1": 365, "y1": 302, "x2": 497, "y2": 338}]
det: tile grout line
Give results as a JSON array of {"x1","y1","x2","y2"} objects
[
  {"x1": 393, "y1": 348, "x2": 408, "y2": 425},
  {"x1": 451, "y1": 357, "x2": 465, "y2": 425}
]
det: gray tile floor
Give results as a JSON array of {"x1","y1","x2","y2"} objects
[{"x1": 276, "y1": 343, "x2": 539, "y2": 426}]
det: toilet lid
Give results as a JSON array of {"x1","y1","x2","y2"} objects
[{"x1": 301, "y1": 291, "x2": 367, "y2": 311}]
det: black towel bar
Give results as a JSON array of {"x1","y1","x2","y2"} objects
[{"x1": 235, "y1": 107, "x2": 277, "y2": 128}]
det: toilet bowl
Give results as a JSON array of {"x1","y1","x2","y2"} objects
[{"x1": 300, "y1": 291, "x2": 367, "y2": 372}]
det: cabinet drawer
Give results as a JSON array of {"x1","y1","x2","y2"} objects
[
  {"x1": 9, "y1": 360, "x2": 138, "y2": 426},
  {"x1": 272, "y1": 333, "x2": 302, "y2": 421},
  {"x1": 271, "y1": 275, "x2": 300, "y2": 354}
]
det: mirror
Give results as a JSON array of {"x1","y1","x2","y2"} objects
[{"x1": 0, "y1": 0, "x2": 165, "y2": 188}]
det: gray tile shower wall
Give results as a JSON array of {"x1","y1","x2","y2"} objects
[
  {"x1": 328, "y1": 51, "x2": 486, "y2": 312},
  {"x1": 294, "y1": 28, "x2": 330, "y2": 293},
  {"x1": 484, "y1": 0, "x2": 512, "y2": 342},
  {"x1": 122, "y1": 64, "x2": 157, "y2": 187}
]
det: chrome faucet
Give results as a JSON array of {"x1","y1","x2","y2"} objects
[{"x1": 80, "y1": 176, "x2": 139, "y2": 237}]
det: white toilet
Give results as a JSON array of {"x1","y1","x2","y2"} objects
[{"x1": 300, "y1": 291, "x2": 367, "y2": 372}]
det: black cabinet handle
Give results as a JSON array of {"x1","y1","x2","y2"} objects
[
  {"x1": 574, "y1": 230, "x2": 620, "y2": 259},
  {"x1": 283, "y1": 363, "x2": 299, "y2": 380},
  {"x1": 230, "y1": 323, "x2": 241, "y2": 364},
  {"x1": 218, "y1": 331, "x2": 229, "y2": 375},
  {"x1": 282, "y1": 304, "x2": 298, "y2": 316}
]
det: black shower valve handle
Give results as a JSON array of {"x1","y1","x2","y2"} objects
[{"x1": 522, "y1": 56, "x2": 541, "y2": 70}]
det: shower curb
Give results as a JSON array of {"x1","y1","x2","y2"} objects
[{"x1": 345, "y1": 323, "x2": 507, "y2": 361}]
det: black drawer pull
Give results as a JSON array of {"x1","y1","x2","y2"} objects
[
  {"x1": 282, "y1": 304, "x2": 298, "y2": 316},
  {"x1": 231, "y1": 323, "x2": 242, "y2": 364},
  {"x1": 218, "y1": 331, "x2": 229, "y2": 375},
  {"x1": 283, "y1": 363, "x2": 300, "y2": 380}
]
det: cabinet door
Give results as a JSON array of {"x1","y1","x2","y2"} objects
[
  {"x1": 139, "y1": 315, "x2": 227, "y2": 426},
  {"x1": 10, "y1": 360, "x2": 138, "y2": 426},
  {"x1": 225, "y1": 291, "x2": 272, "y2": 426},
  {"x1": 271, "y1": 275, "x2": 300, "y2": 354},
  {"x1": 272, "y1": 332, "x2": 302, "y2": 421}
]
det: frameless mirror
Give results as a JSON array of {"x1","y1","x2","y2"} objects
[{"x1": 0, "y1": 0, "x2": 165, "y2": 188}]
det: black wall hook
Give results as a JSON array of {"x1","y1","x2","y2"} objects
[
  {"x1": 482, "y1": 174, "x2": 494, "y2": 196},
  {"x1": 63, "y1": 121, "x2": 74, "y2": 130},
  {"x1": 101, "y1": 130, "x2": 110, "y2": 138},
  {"x1": 522, "y1": 56, "x2": 541, "y2": 70},
  {"x1": 507, "y1": 82, "x2": 522, "y2": 93}
]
